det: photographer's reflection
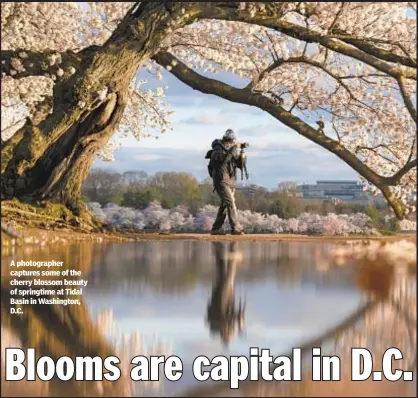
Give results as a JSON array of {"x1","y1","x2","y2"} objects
[{"x1": 206, "y1": 241, "x2": 245, "y2": 346}]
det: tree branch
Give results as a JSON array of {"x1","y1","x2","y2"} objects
[
  {"x1": 247, "y1": 58, "x2": 284, "y2": 88},
  {"x1": 259, "y1": 55, "x2": 375, "y2": 108},
  {"x1": 181, "y1": 298, "x2": 381, "y2": 397},
  {"x1": 201, "y1": 9, "x2": 417, "y2": 80},
  {"x1": 154, "y1": 51, "x2": 414, "y2": 219},
  {"x1": 388, "y1": 158, "x2": 417, "y2": 185},
  {"x1": 1, "y1": 46, "x2": 96, "y2": 80},
  {"x1": 328, "y1": 3, "x2": 345, "y2": 33},
  {"x1": 397, "y1": 76, "x2": 417, "y2": 123},
  {"x1": 153, "y1": 51, "x2": 386, "y2": 188},
  {"x1": 333, "y1": 32, "x2": 417, "y2": 68}
]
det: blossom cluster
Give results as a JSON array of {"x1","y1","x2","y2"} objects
[
  {"x1": 331, "y1": 239, "x2": 417, "y2": 269},
  {"x1": 88, "y1": 201, "x2": 381, "y2": 236},
  {"x1": 1, "y1": 2, "x2": 172, "y2": 151},
  {"x1": 399, "y1": 219, "x2": 417, "y2": 232}
]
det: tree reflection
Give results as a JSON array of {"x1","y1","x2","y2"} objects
[
  {"x1": 1, "y1": 243, "x2": 133, "y2": 397},
  {"x1": 182, "y1": 241, "x2": 417, "y2": 397},
  {"x1": 206, "y1": 242, "x2": 245, "y2": 346},
  {"x1": 85, "y1": 241, "x2": 338, "y2": 294}
]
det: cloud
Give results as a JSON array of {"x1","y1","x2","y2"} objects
[
  {"x1": 111, "y1": 59, "x2": 360, "y2": 189},
  {"x1": 133, "y1": 154, "x2": 168, "y2": 161},
  {"x1": 95, "y1": 146, "x2": 208, "y2": 181},
  {"x1": 218, "y1": 102, "x2": 265, "y2": 117},
  {"x1": 237, "y1": 123, "x2": 277, "y2": 138},
  {"x1": 182, "y1": 112, "x2": 229, "y2": 125}
]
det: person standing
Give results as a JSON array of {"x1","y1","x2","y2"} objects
[{"x1": 206, "y1": 129, "x2": 245, "y2": 235}]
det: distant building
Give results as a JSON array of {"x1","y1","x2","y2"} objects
[{"x1": 297, "y1": 180, "x2": 369, "y2": 203}]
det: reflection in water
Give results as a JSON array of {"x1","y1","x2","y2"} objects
[
  {"x1": 236, "y1": 262, "x2": 417, "y2": 398},
  {"x1": 1, "y1": 238, "x2": 416, "y2": 397},
  {"x1": 207, "y1": 242, "x2": 245, "y2": 346},
  {"x1": 184, "y1": 242, "x2": 417, "y2": 397},
  {"x1": 1, "y1": 243, "x2": 146, "y2": 397}
]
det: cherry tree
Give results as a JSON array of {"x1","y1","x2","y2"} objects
[
  {"x1": 1, "y1": 2, "x2": 245, "y2": 215},
  {"x1": 155, "y1": 2, "x2": 416, "y2": 219},
  {"x1": 1, "y1": 2, "x2": 416, "y2": 219},
  {"x1": 399, "y1": 218, "x2": 417, "y2": 231},
  {"x1": 88, "y1": 201, "x2": 381, "y2": 235},
  {"x1": 194, "y1": 204, "x2": 218, "y2": 232}
]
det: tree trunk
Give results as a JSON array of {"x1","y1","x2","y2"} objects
[
  {"x1": 1, "y1": 50, "x2": 137, "y2": 215},
  {"x1": 0, "y1": 2, "x2": 199, "y2": 216},
  {"x1": 1, "y1": 243, "x2": 125, "y2": 396}
]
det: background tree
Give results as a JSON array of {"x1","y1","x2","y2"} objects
[
  {"x1": 148, "y1": 171, "x2": 201, "y2": 209},
  {"x1": 121, "y1": 186, "x2": 163, "y2": 209},
  {"x1": 120, "y1": 170, "x2": 149, "y2": 186},
  {"x1": 1, "y1": 2, "x2": 416, "y2": 219},
  {"x1": 82, "y1": 170, "x2": 392, "y2": 219},
  {"x1": 198, "y1": 177, "x2": 220, "y2": 207},
  {"x1": 271, "y1": 181, "x2": 303, "y2": 219},
  {"x1": 82, "y1": 168, "x2": 123, "y2": 205}
]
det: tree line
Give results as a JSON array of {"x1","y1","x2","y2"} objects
[{"x1": 82, "y1": 168, "x2": 389, "y2": 220}]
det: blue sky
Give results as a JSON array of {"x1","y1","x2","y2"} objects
[{"x1": 94, "y1": 68, "x2": 358, "y2": 188}]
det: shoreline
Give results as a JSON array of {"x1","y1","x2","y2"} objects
[
  {"x1": 100, "y1": 231, "x2": 417, "y2": 242},
  {"x1": 1, "y1": 223, "x2": 416, "y2": 246},
  {"x1": 1, "y1": 200, "x2": 416, "y2": 246}
]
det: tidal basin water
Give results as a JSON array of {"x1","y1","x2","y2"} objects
[{"x1": 1, "y1": 239, "x2": 416, "y2": 397}]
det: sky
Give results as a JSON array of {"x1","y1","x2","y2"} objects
[{"x1": 94, "y1": 67, "x2": 359, "y2": 189}]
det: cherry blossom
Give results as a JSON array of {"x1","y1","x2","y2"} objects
[
  {"x1": 1, "y1": 2, "x2": 416, "y2": 216},
  {"x1": 87, "y1": 201, "x2": 386, "y2": 236},
  {"x1": 1, "y1": 2, "x2": 171, "y2": 153},
  {"x1": 161, "y1": 2, "x2": 416, "y2": 215}
]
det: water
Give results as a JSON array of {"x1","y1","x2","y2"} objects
[{"x1": 1, "y1": 239, "x2": 416, "y2": 397}]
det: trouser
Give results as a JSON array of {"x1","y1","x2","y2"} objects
[{"x1": 212, "y1": 182, "x2": 241, "y2": 232}]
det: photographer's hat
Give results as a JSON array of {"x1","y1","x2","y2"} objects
[{"x1": 223, "y1": 129, "x2": 236, "y2": 142}]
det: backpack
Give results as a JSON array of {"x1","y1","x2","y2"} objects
[
  {"x1": 205, "y1": 141, "x2": 244, "y2": 180},
  {"x1": 205, "y1": 149, "x2": 214, "y2": 178}
]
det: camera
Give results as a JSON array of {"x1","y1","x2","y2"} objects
[{"x1": 236, "y1": 142, "x2": 249, "y2": 149}]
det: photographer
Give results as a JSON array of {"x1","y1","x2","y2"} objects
[{"x1": 205, "y1": 129, "x2": 249, "y2": 235}]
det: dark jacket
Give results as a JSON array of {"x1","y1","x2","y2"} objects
[{"x1": 208, "y1": 139, "x2": 241, "y2": 186}]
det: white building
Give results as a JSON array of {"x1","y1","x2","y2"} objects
[{"x1": 298, "y1": 180, "x2": 369, "y2": 203}]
